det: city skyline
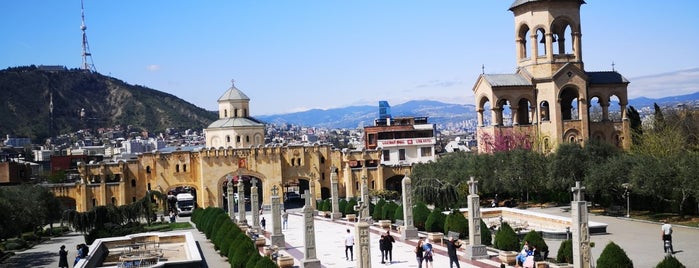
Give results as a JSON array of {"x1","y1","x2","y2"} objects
[{"x1": 2, "y1": 0, "x2": 698, "y2": 115}]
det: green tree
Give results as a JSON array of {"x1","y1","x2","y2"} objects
[
  {"x1": 596, "y1": 241, "x2": 633, "y2": 268},
  {"x1": 413, "y1": 177, "x2": 460, "y2": 209},
  {"x1": 413, "y1": 202, "x2": 430, "y2": 231},
  {"x1": 443, "y1": 210, "x2": 468, "y2": 238},
  {"x1": 372, "y1": 199, "x2": 386, "y2": 220},
  {"x1": 480, "y1": 219, "x2": 492, "y2": 246},
  {"x1": 548, "y1": 143, "x2": 587, "y2": 194},
  {"x1": 655, "y1": 256, "x2": 686, "y2": 268},
  {"x1": 627, "y1": 106, "x2": 643, "y2": 145},
  {"x1": 424, "y1": 208, "x2": 447, "y2": 233},
  {"x1": 493, "y1": 222, "x2": 519, "y2": 251},
  {"x1": 556, "y1": 239, "x2": 573, "y2": 264}
]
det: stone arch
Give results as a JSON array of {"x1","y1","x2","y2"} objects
[
  {"x1": 540, "y1": 101, "x2": 550, "y2": 121},
  {"x1": 609, "y1": 94, "x2": 622, "y2": 122},
  {"x1": 477, "y1": 95, "x2": 492, "y2": 126},
  {"x1": 217, "y1": 173, "x2": 264, "y2": 212},
  {"x1": 516, "y1": 23, "x2": 531, "y2": 60},
  {"x1": 533, "y1": 26, "x2": 548, "y2": 57},
  {"x1": 495, "y1": 97, "x2": 513, "y2": 126},
  {"x1": 165, "y1": 185, "x2": 199, "y2": 214},
  {"x1": 563, "y1": 129, "x2": 582, "y2": 143},
  {"x1": 559, "y1": 86, "x2": 580, "y2": 120},
  {"x1": 591, "y1": 131, "x2": 605, "y2": 142},
  {"x1": 56, "y1": 196, "x2": 76, "y2": 211},
  {"x1": 551, "y1": 16, "x2": 578, "y2": 55},
  {"x1": 515, "y1": 97, "x2": 533, "y2": 125},
  {"x1": 385, "y1": 175, "x2": 405, "y2": 196},
  {"x1": 588, "y1": 96, "x2": 603, "y2": 122}
]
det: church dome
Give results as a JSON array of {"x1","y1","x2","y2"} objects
[{"x1": 218, "y1": 80, "x2": 250, "y2": 102}]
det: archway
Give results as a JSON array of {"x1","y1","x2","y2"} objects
[
  {"x1": 166, "y1": 185, "x2": 198, "y2": 216},
  {"x1": 220, "y1": 174, "x2": 263, "y2": 212},
  {"x1": 385, "y1": 175, "x2": 405, "y2": 197}
]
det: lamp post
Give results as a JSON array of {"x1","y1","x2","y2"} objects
[{"x1": 622, "y1": 183, "x2": 631, "y2": 218}]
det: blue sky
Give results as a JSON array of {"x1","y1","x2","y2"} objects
[{"x1": 2, "y1": 0, "x2": 698, "y2": 115}]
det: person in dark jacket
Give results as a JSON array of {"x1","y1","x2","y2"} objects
[
  {"x1": 58, "y1": 245, "x2": 68, "y2": 268},
  {"x1": 381, "y1": 230, "x2": 395, "y2": 264},
  {"x1": 446, "y1": 236, "x2": 462, "y2": 268}
]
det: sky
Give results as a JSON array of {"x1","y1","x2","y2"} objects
[{"x1": 2, "y1": 0, "x2": 698, "y2": 116}]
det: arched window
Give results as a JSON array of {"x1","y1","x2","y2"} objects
[
  {"x1": 183, "y1": 164, "x2": 187, "y2": 172},
  {"x1": 176, "y1": 164, "x2": 180, "y2": 172},
  {"x1": 226, "y1": 136, "x2": 231, "y2": 143},
  {"x1": 236, "y1": 136, "x2": 241, "y2": 143},
  {"x1": 224, "y1": 109, "x2": 228, "y2": 117},
  {"x1": 111, "y1": 197, "x2": 117, "y2": 205},
  {"x1": 246, "y1": 136, "x2": 250, "y2": 143},
  {"x1": 146, "y1": 166, "x2": 151, "y2": 174},
  {"x1": 540, "y1": 101, "x2": 550, "y2": 121},
  {"x1": 131, "y1": 179, "x2": 136, "y2": 187}
]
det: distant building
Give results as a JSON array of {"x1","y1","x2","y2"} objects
[
  {"x1": 204, "y1": 81, "x2": 265, "y2": 148},
  {"x1": 4, "y1": 135, "x2": 31, "y2": 148},
  {"x1": 0, "y1": 149, "x2": 31, "y2": 184},
  {"x1": 364, "y1": 101, "x2": 437, "y2": 166},
  {"x1": 122, "y1": 138, "x2": 166, "y2": 154}
]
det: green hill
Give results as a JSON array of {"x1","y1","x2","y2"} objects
[{"x1": 0, "y1": 66, "x2": 217, "y2": 142}]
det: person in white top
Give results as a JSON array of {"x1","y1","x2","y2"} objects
[
  {"x1": 661, "y1": 219, "x2": 673, "y2": 254},
  {"x1": 344, "y1": 229, "x2": 355, "y2": 261}
]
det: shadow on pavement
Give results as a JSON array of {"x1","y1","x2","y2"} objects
[
  {"x1": 0, "y1": 251, "x2": 54, "y2": 268},
  {"x1": 195, "y1": 241, "x2": 209, "y2": 268}
]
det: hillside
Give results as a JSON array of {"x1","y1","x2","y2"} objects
[{"x1": 0, "y1": 66, "x2": 217, "y2": 142}]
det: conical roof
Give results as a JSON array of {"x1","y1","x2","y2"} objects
[{"x1": 218, "y1": 80, "x2": 250, "y2": 102}]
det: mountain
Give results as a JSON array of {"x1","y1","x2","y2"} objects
[
  {"x1": 0, "y1": 66, "x2": 217, "y2": 142},
  {"x1": 256, "y1": 94, "x2": 699, "y2": 129},
  {"x1": 256, "y1": 100, "x2": 475, "y2": 129}
]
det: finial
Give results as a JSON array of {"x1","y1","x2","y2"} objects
[
  {"x1": 231, "y1": 79, "x2": 236, "y2": 87},
  {"x1": 481, "y1": 64, "x2": 485, "y2": 74},
  {"x1": 611, "y1": 61, "x2": 615, "y2": 72}
]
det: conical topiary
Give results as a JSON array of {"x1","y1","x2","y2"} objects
[
  {"x1": 556, "y1": 239, "x2": 573, "y2": 264},
  {"x1": 373, "y1": 199, "x2": 386, "y2": 220},
  {"x1": 493, "y1": 222, "x2": 519, "y2": 251},
  {"x1": 596, "y1": 241, "x2": 633, "y2": 268},
  {"x1": 413, "y1": 202, "x2": 430, "y2": 231},
  {"x1": 425, "y1": 208, "x2": 447, "y2": 233},
  {"x1": 655, "y1": 255, "x2": 686, "y2": 268},
  {"x1": 480, "y1": 219, "x2": 492, "y2": 246}
]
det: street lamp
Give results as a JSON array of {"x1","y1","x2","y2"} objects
[{"x1": 622, "y1": 183, "x2": 631, "y2": 218}]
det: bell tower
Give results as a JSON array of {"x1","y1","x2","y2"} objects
[
  {"x1": 510, "y1": 0, "x2": 585, "y2": 77},
  {"x1": 472, "y1": 0, "x2": 630, "y2": 153}
]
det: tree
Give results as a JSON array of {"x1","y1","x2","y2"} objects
[
  {"x1": 548, "y1": 143, "x2": 587, "y2": 194},
  {"x1": 413, "y1": 177, "x2": 460, "y2": 209},
  {"x1": 493, "y1": 222, "x2": 519, "y2": 251},
  {"x1": 655, "y1": 256, "x2": 686, "y2": 268},
  {"x1": 443, "y1": 210, "x2": 468, "y2": 238},
  {"x1": 413, "y1": 202, "x2": 430, "y2": 231},
  {"x1": 425, "y1": 208, "x2": 447, "y2": 233},
  {"x1": 596, "y1": 241, "x2": 633, "y2": 268},
  {"x1": 480, "y1": 219, "x2": 492, "y2": 246},
  {"x1": 627, "y1": 106, "x2": 643, "y2": 145},
  {"x1": 372, "y1": 199, "x2": 386, "y2": 220},
  {"x1": 556, "y1": 239, "x2": 573, "y2": 264}
]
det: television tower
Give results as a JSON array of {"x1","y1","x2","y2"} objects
[{"x1": 80, "y1": 0, "x2": 97, "y2": 72}]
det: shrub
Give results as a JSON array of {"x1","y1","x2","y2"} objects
[
  {"x1": 382, "y1": 202, "x2": 398, "y2": 222},
  {"x1": 596, "y1": 241, "x2": 633, "y2": 268},
  {"x1": 254, "y1": 256, "x2": 279, "y2": 268},
  {"x1": 480, "y1": 219, "x2": 492, "y2": 246},
  {"x1": 345, "y1": 199, "x2": 357, "y2": 215},
  {"x1": 339, "y1": 199, "x2": 348, "y2": 216},
  {"x1": 394, "y1": 205, "x2": 404, "y2": 221},
  {"x1": 231, "y1": 237, "x2": 256, "y2": 268},
  {"x1": 228, "y1": 234, "x2": 250, "y2": 265},
  {"x1": 21, "y1": 232, "x2": 38, "y2": 242},
  {"x1": 443, "y1": 210, "x2": 468, "y2": 238},
  {"x1": 656, "y1": 256, "x2": 686, "y2": 268},
  {"x1": 556, "y1": 239, "x2": 573, "y2": 264},
  {"x1": 413, "y1": 202, "x2": 430, "y2": 231},
  {"x1": 521, "y1": 230, "x2": 548, "y2": 256},
  {"x1": 493, "y1": 222, "x2": 519, "y2": 251},
  {"x1": 322, "y1": 199, "x2": 332, "y2": 211},
  {"x1": 246, "y1": 253, "x2": 262, "y2": 268},
  {"x1": 3, "y1": 239, "x2": 28, "y2": 250},
  {"x1": 219, "y1": 225, "x2": 238, "y2": 257},
  {"x1": 373, "y1": 199, "x2": 386, "y2": 220},
  {"x1": 425, "y1": 209, "x2": 447, "y2": 233},
  {"x1": 211, "y1": 214, "x2": 230, "y2": 248}
]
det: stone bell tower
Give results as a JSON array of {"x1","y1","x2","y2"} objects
[{"x1": 472, "y1": 0, "x2": 630, "y2": 153}]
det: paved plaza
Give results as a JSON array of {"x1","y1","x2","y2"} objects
[{"x1": 3, "y1": 206, "x2": 698, "y2": 267}]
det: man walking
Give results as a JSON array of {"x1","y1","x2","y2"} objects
[
  {"x1": 344, "y1": 229, "x2": 354, "y2": 261},
  {"x1": 661, "y1": 219, "x2": 673, "y2": 254}
]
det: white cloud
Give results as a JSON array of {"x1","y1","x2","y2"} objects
[
  {"x1": 146, "y1": 64, "x2": 161, "y2": 72},
  {"x1": 629, "y1": 68, "x2": 699, "y2": 99}
]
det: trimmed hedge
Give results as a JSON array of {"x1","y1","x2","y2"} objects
[
  {"x1": 493, "y1": 222, "x2": 519, "y2": 251},
  {"x1": 521, "y1": 230, "x2": 548, "y2": 255},
  {"x1": 339, "y1": 199, "x2": 348, "y2": 216},
  {"x1": 345, "y1": 199, "x2": 357, "y2": 215},
  {"x1": 413, "y1": 202, "x2": 430, "y2": 231},
  {"x1": 556, "y1": 239, "x2": 573, "y2": 264},
  {"x1": 246, "y1": 253, "x2": 262, "y2": 268},
  {"x1": 373, "y1": 199, "x2": 386, "y2": 220},
  {"x1": 425, "y1": 209, "x2": 447, "y2": 233},
  {"x1": 443, "y1": 210, "x2": 468, "y2": 239},
  {"x1": 382, "y1": 202, "x2": 398, "y2": 222},
  {"x1": 394, "y1": 205, "x2": 404, "y2": 221},
  {"x1": 656, "y1": 256, "x2": 686, "y2": 268},
  {"x1": 596, "y1": 241, "x2": 633, "y2": 268},
  {"x1": 254, "y1": 256, "x2": 279, "y2": 268},
  {"x1": 480, "y1": 219, "x2": 492, "y2": 246}
]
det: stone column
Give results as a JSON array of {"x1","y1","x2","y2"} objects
[
  {"x1": 465, "y1": 177, "x2": 488, "y2": 259},
  {"x1": 251, "y1": 179, "x2": 260, "y2": 233},
  {"x1": 355, "y1": 221, "x2": 371, "y2": 268},
  {"x1": 302, "y1": 190, "x2": 321, "y2": 268},
  {"x1": 571, "y1": 181, "x2": 591, "y2": 268},
  {"x1": 309, "y1": 175, "x2": 317, "y2": 211},
  {"x1": 330, "y1": 167, "x2": 342, "y2": 220},
  {"x1": 271, "y1": 185, "x2": 285, "y2": 248},
  {"x1": 227, "y1": 175, "x2": 235, "y2": 222},
  {"x1": 237, "y1": 179, "x2": 247, "y2": 226},
  {"x1": 400, "y1": 175, "x2": 418, "y2": 239},
  {"x1": 360, "y1": 176, "x2": 370, "y2": 221}
]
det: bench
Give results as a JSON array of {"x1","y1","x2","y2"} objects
[
  {"x1": 447, "y1": 231, "x2": 461, "y2": 240},
  {"x1": 393, "y1": 220, "x2": 404, "y2": 231},
  {"x1": 427, "y1": 232, "x2": 443, "y2": 244}
]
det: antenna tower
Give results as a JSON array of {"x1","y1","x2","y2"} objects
[{"x1": 80, "y1": 0, "x2": 97, "y2": 72}]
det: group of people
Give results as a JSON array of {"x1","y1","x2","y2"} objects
[
  {"x1": 379, "y1": 230, "x2": 396, "y2": 264},
  {"x1": 515, "y1": 241, "x2": 542, "y2": 268},
  {"x1": 58, "y1": 243, "x2": 89, "y2": 268}
]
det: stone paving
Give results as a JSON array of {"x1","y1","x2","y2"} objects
[{"x1": 3, "y1": 206, "x2": 699, "y2": 267}]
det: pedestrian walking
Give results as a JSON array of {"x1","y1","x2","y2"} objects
[
  {"x1": 381, "y1": 230, "x2": 395, "y2": 264},
  {"x1": 344, "y1": 229, "x2": 354, "y2": 261},
  {"x1": 423, "y1": 241, "x2": 434, "y2": 268},
  {"x1": 661, "y1": 219, "x2": 674, "y2": 254},
  {"x1": 446, "y1": 236, "x2": 462, "y2": 268},
  {"x1": 261, "y1": 217, "x2": 267, "y2": 231},
  {"x1": 415, "y1": 237, "x2": 425, "y2": 268},
  {"x1": 58, "y1": 245, "x2": 68, "y2": 268},
  {"x1": 282, "y1": 209, "x2": 289, "y2": 230}
]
